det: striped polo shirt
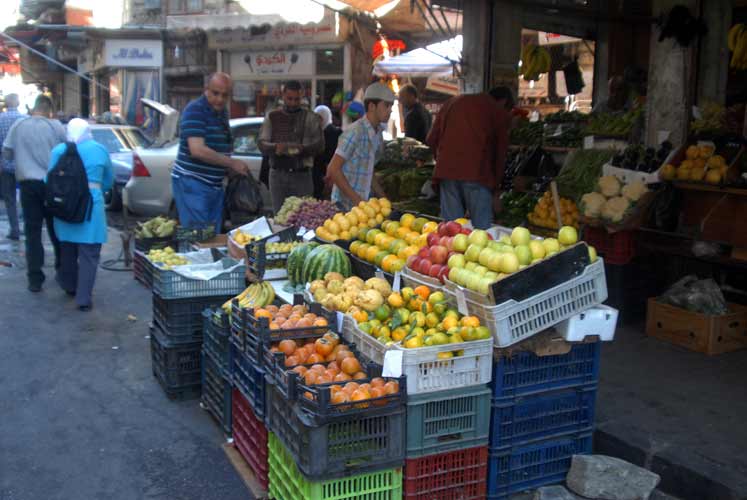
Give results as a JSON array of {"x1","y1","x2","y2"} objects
[{"x1": 172, "y1": 95, "x2": 232, "y2": 187}]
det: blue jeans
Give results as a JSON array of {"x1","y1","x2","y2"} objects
[
  {"x1": 439, "y1": 180, "x2": 494, "y2": 230},
  {"x1": 172, "y1": 175, "x2": 224, "y2": 233}
]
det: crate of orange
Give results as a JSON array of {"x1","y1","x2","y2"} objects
[
  {"x1": 403, "y1": 446, "x2": 488, "y2": 500},
  {"x1": 265, "y1": 379, "x2": 405, "y2": 480}
]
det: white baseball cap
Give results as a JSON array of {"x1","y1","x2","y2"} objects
[{"x1": 363, "y1": 82, "x2": 395, "y2": 103}]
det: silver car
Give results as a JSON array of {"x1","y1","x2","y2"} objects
[{"x1": 123, "y1": 99, "x2": 268, "y2": 217}]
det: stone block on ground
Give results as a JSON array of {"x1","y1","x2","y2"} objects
[
  {"x1": 567, "y1": 454, "x2": 661, "y2": 500},
  {"x1": 533, "y1": 485, "x2": 585, "y2": 500}
]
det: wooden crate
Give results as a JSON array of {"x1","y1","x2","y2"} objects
[{"x1": 645, "y1": 299, "x2": 747, "y2": 355}]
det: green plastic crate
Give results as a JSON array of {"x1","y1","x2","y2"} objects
[
  {"x1": 406, "y1": 385, "x2": 491, "y2": 458},
  {"x1": 268, "y1": 433, "x2": 403, "y2": 500}
]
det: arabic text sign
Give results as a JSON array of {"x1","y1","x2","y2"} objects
[
  {"x1": 231, "y1": 50, "x2": 313, "y2": 77},
  {"x1": 104, "y1": 40, "x2": 163, "y2": 68},
  {"x1": 209, "y1": 15, "x2": 339, "y2": 49}
]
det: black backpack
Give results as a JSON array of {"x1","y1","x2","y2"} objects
[{"x1": 46, "y1": 142, "x2": 92, "y2": 223}]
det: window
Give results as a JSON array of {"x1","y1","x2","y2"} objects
[
  {"x1": 118, "y1": 128, "x2": 153, "y2": 149},
  {"x1": 316, "y1": 48, "x2": 343, "y2": 75},
  {"x1": 232, "y1": 124, "x2": 261, "y2": 156},
  {"x1": 91, "y1": 129, "x2": 129, "y2": 154},
  {"x1": 168, "y1": 0, "x2": 202, "y2": 14}
]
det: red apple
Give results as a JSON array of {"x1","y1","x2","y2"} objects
[
  {"x1": 428, "y1": 263, "x2": 443, "y2": 278},
  {"x1": 418, "y1": 258, "x2": 433, "y2": 275},
  {"x1": 445, "y1": 236, "x2": 455, "y2": 251},
  {"x1": 487, "y1": 233, "x2": 494, "y2": 240},
  {"x1": 426, "y1": 232, "x2": 440, "y2": 247},
  {"x1": 438, "y1": 236, "x2": 450, "y2": 248},
  {"x1": 437, "y1": 222, "x2": 449, "y2": 237},
  {"x1": 430, "y1": 245, "x2": 448, "y2": 265},
  {"x1": 445, "y1": 221, "x2": 462, "y2": 237},
  {"x1": 437, "y1": 266, "x2": 450, "y2": 283},
  {"x1": 460, "y1": 228, "x2": 471, "y2": 235},
  {"x1": 407, "y1": 255, "x2": 420, "y2": 269},
  {"x1": 418, "y1": 247, "x2": 431, "y2": 260}
]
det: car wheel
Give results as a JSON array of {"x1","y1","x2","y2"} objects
[{"x1": 106, "y1": 185, "x2": 123, "y2": 212}]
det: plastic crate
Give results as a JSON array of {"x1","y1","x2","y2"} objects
[
  {"x1": 231, "y1": 341, "x2": 267, "y2": 420},
  {"x1": 491, "y1": 342, "x2": 601, "y2": 399},
  {"x1": 150, "y1": 325, "x2": 201, "y2": 400},
  {"x1": 133, "y1": 250, "x2": 152, "y2": 288},
  {"x1": 341, "y1": 316, "x2": 493, "y2": 396},
  {"x1": 202, "y1": 309, "x2": 231, "y2": 372},
  {"x1": 135, "y1": 235, "x2": 176, "y2": 252},
  {"x1": 265, "y1": 382, "x2": 405, "y2": 480},
  {"x1": 246, "y1": 226, "x2": 299, "y2": 281},
  {"x1": 583, "y1": 226, "x2": 637, "y2": 265},
  {"x1": 489, "y1": 385, "x2": 597, "y2": 449},
  {"x1": 406, "y1": 385, "x2": 491, "y2": 458},
  {"x1": 201, "y1": 351, "x2": 232, "y2": 435},
  {"x1": 555, "y1": 305, "x2": 618, "y2": 342},
  {"x1": 470, "y1": 259, "x2": 608, "y2": 347},
  {"x1": 153, "y1": 294, "x2": 233, "y2": 342},
  {"x1": 232, "y1": 388, "x2": 269, "y2": 490},
  {"x1": 152, "y1": 257, "x2": 246, "y2": 300},
  {"x1": 268, "y1": 432, "x2": 403, "y2": 500},
  {"x1": 404, "y1": 446, "x2": 488, "y2": 500},
  {"x1": 176, "y1": 224, "x2": 215, "y2": 253},
  {"x1": 487, "y1": 430, "x2": 593, "y2": 499}
]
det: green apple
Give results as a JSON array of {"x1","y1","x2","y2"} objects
[
  {"x1": 467, "y1": 229, "x2": 489, "y2": 248},
  {"x1": 474, "y1": 265, "x2": 488, "y2": 276},
  {"x1": 511, "y1": 227, "x2": 531, "y2": 246},
  {"x1": 542, "y1": 238, "x2": 560, "y2": 255},
  {"x1": 514, "y1": 245, "x2": 532, "y2": 265},
  {"x1": 531, "y1": 258, "x2": 542, "y2": 264},
  {"x1": 529, "y1": 240, "x2": 546, "y2": 260},
  {"x1": 464, "y1": 244, "x2": 482, "y2": 262},
  {"x1": 487, "y1": 240, "x2": 502, "y2": 252},
  {"x1": 500, "y1": 253, "x2": 520, "y2": 274},
  {"x1": 465, "y1": 261, "x2": 478, "y2": 272},
  {"x1": 499, "y1": 234, "x2": 512, "y2": 246},
  {"x1": 478, "y1": 247, "x2": 494, "y2": 267},
  {"x1": 465, "y1": 271, "x2": 482, "y2": 291},
  {"x1": 448, "y1": 267, "x2": 460, "y2": 283},
  {"x1": 452, "y1": 233, "x2": 469, "y2": 252},
  {"x1": 519, "y1": 264, "x2": 528, "y2": 270},
  {"x1": 588, "y1": 245, "x2": 598, "y2": 263},
  {"x1": 487, "y1": 252, "x2": 503, "y2": 272},
  {"x1": 485, "y1": 271, "x2": 499, "y2": 281},
  {"x1": 477, "y1": 277, "x2": 495, "y2": 295},
  {"x1": 448, "y1": 253, "x2": 466, "y2": 269},
  {"x1": 558, "y1": 226, "x2": 578, "y2": 246}
]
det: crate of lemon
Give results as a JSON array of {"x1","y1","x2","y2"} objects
[
  {"x1": 314, "y1": 198, "x2": 393, "y2": 244},
  {"x1": 660, "y1": 144, "x2": 732, "y2": 185},
  {"x1": 341, "y1": 285, "x2": 493, "y2": 396},
  {"x1": 527, "y1": 191, "x2": 580, "y2": 230}
]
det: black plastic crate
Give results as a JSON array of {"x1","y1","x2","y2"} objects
[
  {"x1": 265, "y1": 380, "x2": 405, "y2": 480},
  {"x1": 232, "y1": 340, "x2": 267, "y2": 420},
  {"x1": 135, "y1": 235, "x2": 176, "y2": 252},
  {"x1": 348, "y1": 252, "x2": 395, "y2": 285},
  {"x1": 150, "y1": 324, "x2": 202, "y2": 399},
  {"x1": 202, "y1": 309, "x2": 231, "y2": 372},
  {"x1": 153, "y1": 294, "x2": 233, "y2": 342},
  {"x1": 246, "y1": 226, "x2": 300, "y2": 281},
  {"x1": 176, "y1": 224, "x2": 215, "y2": 252},
  {"x1": 133, "y1": 250, "x2": 153, "y2": 289},
  {"x1": 201, "y1": 351, "x2": 232, "y2": 435}
]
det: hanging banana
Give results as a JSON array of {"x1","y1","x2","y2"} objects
[
  {"x1": 728, "y1": 24, "x2": 747, "y2": 70},
  {"x1": 519, "y1": 44, "x2": 551, "y2": 81}
]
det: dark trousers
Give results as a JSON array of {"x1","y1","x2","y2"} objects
[
  {"x1": 1, "y1": 171, "x2": 19, "y2": 237},
  {"x1": 19, "y1": 180, "x2": 60, "y2": 286},
  {"x1": 58, "y1": 242, "x2": 102, "y2": 307}
]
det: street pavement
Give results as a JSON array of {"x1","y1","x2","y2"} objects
[{"x1": 0, "y1": 210, "x2": 251, "y2": 500}]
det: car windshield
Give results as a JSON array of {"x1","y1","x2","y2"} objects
[
  {"x1": 91, "y1": 129, "x2": 129, "y2": 154},
  {"x1": 119, "y1": 128, "x2": 153, "y2": 149}
]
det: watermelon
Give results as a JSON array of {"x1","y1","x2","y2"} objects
[
  {"x1": 287, "y1": 242, "x2": 318, "y2": 286},
  {"x1": 301, "y1": 244, "x2": 351, "y2": 283}
]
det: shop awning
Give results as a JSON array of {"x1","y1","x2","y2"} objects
[{"x1": 373, "y1": 35, "x2": 461, "y2": 77}]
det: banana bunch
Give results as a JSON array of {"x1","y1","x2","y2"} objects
[
  {"x1": 222, "y1": 281, "x2": 275, "y2": 314},
  {"x1": 135, "y1": 217, "x2": 177, "y2": 239},
  {"x1": 729, "y1": 24, "x2": 747, "y2": 70},
  {"x1": 520, "y1": 44, "x2": 551, "y2": 81}
]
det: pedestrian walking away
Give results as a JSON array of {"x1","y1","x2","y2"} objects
[
  {"x1": 399, "y1": 84, "x2": 432, "y2": 143},
  {"x1": 313, "y1": 104, "x2": 342, "y2": 200},
  {"x1": 259, "y1": 80, "x2": 324, "y2": 214},
  {"x1": 171, "y1": 72, "x2": 249, "y2": 232},
  {"x1": 2, "y1": 95, "x2": 66, "y2": 292},
  {"x1": 47, "y1": 118, "x2": 113, "y2": 310},
  {"x1": 0, "y1": 93, "x2": 24, "y2": 240},
  {"x1": 427, "y1": 86, "x2": 513, "y2": 230},
  {"x1": 326, "y1": 82, "x2": 393, "y2": 211}
]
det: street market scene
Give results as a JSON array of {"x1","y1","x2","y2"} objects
[{"x1": 0, "y1": 0, "x2": 746, "y2": 499}]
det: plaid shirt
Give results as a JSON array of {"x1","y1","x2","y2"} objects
[
  {"x1": 0, "y1": 108, "x2": 23, "y2": 173},
  {"x1": 331, "y1": 117, "x2": 384, "y2": 211}
]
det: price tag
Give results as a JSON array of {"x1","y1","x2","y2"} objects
[
  {"x1": 456, "y1": 287, "x2": 469, "y2": 316},
  {"x1": 296, "y1": 226, "x2": 307, "y2": 236},
  {"x1": 392, "y1": 272, "x2": 401, "y2": 292},
  {"x1": 336, "y1": 311, "x2": 344, "y2": 333},
  {"x1": 583, "y1": 136, "x2": 594, "y2": 150},
  {"x1": 302, "y1": 230, "x2": 315, "y2": 242},
  {"x1": 382, "y1": 350, "x2": 403, "y2": 377},
  {"x1": 375, "y1": 269, "x2": 385, "y2": 280}
]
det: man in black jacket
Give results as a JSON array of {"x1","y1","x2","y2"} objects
[{"x1": 399, "y1": 84, "x2": 432, "y2": 143}]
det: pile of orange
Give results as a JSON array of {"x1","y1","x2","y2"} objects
[
  {"x1": 254, "y1": 303, "x2": 329, "y2": 330},
  {"x1": 269, "y1": 333, "x2": 366, "y2": 381},
  {"x1": 321, "y1": 379, "x2": 400, "y2": 408}
]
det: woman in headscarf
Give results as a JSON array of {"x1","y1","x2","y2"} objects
[
  {"x1": 313, "y1": 105, "x2": 342, "y2": 200},
  {"x1": 47, "y1": 118, "x2": 113, "y2": 311}
]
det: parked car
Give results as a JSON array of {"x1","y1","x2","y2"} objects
[
  {"x1": 88, "y1": 124, "x2": 152, "y2": 211},
  {"x1": 123, "y1": 99, "x2": 269, "y2": 217}
]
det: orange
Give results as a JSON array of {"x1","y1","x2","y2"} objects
[
  {"x1": 304, "y1": 371, "x2": 319, "y2": 385},
  {"x1": 382, "y1": 254, "x2": 398, "y2": 273},
  {"x1": 398, "y1": 245, "x2": 419, "y2": 261},
  {"x1": 370, "y1": 377, "x2": 386, "y2": 388},
  {"x1": 284, "y1": 356, "x2": 299, "y2": 367},
  {"x1": 370, "y1": 387, "x2": 387, "y2": 406},
  {"x1": 341, "y1": 357, "x2": 362, "y2": 375},
  {"x1": 343, "y1": 382, "x2": 360, "y2": 395},
  {"x1": 400, "y1": 213, "x2": 415, "y2": 228},
  {"x1": 315, "y1": 338, "x2": 334, "y2": 356},
  {"x1": 331, "y1": 391, "x2": 350, "y2": 405},
  {"x1": 334, "y1": 372, "x2": 352, "y2": 382},
  {"x1": 461, "y1": 316, "x2": 481, "y2": 328},
  {"x1": 315, "y1": 375, "x2": 333, "y2": 385},
  {"x1": 254, "y1": 308, "x2": 272, "y2": 319},
  {"x1": 307, "y1": 353, "x2": 324, "y2": 364},
  {"x1": 351, "y1": 310, "x2": 368, "y2": 323},
  {"x1": 310, "y1": 364, "x2": 327, "y2": 373},
  {"x1": 396, "y1": 226, "x2": 411, "y2": 239},
  {"x1": 313, "y1": 317, "x2": 329, "y2": 327},
  {"x1": 323, "y1": 332, "x2": 340, "y2": 346},
  {"x1": 351, "y1": 389, "x2": 370, "y2": 408},
  {"x1": 326, "y1": 361, "x2": 340, "y2": 372},
  {"x1": 293, "y1": 366, "x2": 308, "y2": 376},
  {"x1": 383, "y1": 381, "x2": 399, "y2": 395},
  {"x1": 352, "y1": 371, "x2": 367, "y2": 380},
  {"x1": 404, "y1": 232, "x2": 420, "y2": 245},
  {"x1": 278, "y1": 339, "x2": 297, "y2": 356},
  {"x1": 365, "y1": 245, "x2": 380, "y2": 263}
]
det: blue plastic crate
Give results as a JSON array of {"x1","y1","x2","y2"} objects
[
  {"x1": 492, "y1": 342, "x2": 600, "y2": 399},
  {"x1": 200, "y1": 351, "x2": 232, "y2": 435},
  {"x1": 231, "y1": 340, "x2": 266, "y2": 420},
  {"x1": 487, "y1": 430, "x2": 593, "y2": 499},
  {"x1": 202, "y1": 308, "x2": 231, "y2": 373},
  {"x1": 490, "y1": 385, "x2": 597, "y2": 449}
]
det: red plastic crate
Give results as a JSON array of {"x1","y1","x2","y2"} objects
[
  {"x1": 583, "y1": 226, "x2": 637, "y2": 265},
  {"x1": 231, "y1": 388, "x2": 269, "y2": 490},
  {"x1": 404, "y1": 446, "x2": 488, "y2": 500}
]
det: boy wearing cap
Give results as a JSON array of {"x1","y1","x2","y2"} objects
[{"x1": 326, "y1": 82, "x2": 393, "y2": 211}]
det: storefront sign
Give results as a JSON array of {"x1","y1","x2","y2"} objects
[
  {"x1": 208, "y1": 12, "x2": 340, "y2": 49},
  {"x1": 230, "y1": 50, "x2": 313, "y2": 77},
  {"x1": 104, "y1": 40, "x2": 163, "y2": 68},
  {"x1": 426, "y1": 74, "x2": 461, "y2": 96}
]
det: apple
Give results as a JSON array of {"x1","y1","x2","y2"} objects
[
  {"x1": 407, "y1": 255, "x2": 420, "y2": 269},
  {"x1": 487, "y1": 252, "x2": 503, "y2": 272},
  {"x1": 464, "y1": 244, "x2": 482, "y2": 262},
  {"x1": 465, "y1": 262, "x2": 478, "y2": 272},
  {"x1": 417, "y1": 258, "x2": 433, "y2": 275},
  {"x1": 448, "y1": 267, "x2": 460, "y2": 283},
  {"x1": 426, "y1": 232, "x2": 440, "y2": 247},
  {"x1": 430, "y1": 245, "x2": 448, "y2": 265},
  {"x1": 500, "y1": 253, "x2": 520, "y2": 274},
  {"x1": 454, "y1": 268, "x2": 468, "y2": 286},
  {"x1": 437, "y1": 222, "x2": 449, "y2": 237},
  {"x1": 487, "y1": 240, "x2": 502, "y2": 252},
  {"x1": 478, "y1": 247, "x2": 494, "y2": 267},
  {"x1": 467, "y1": 229, "x2": 489, "y2": 248},
  {"x1": 499, "y1": 235, "x2": 512, "y2": 246},
  {"x1": 452, "y1": 234, "x2": 469, "y2": 252},
  {"x1": 478, "y1": 276, "x2": 496, "y2": 295},
  {"x1": 465, "y1": 271, "x2": 482, "y2": 291},
  {"x1": 428, "y1": 263, "x2": 443, "y2": 278},
  {"x1": 588, "y1": 245, "x2": 598, "y2": 263},
  {"x1": 418, "y1": 246, "x2": 431, "y2": 260},
  {"x1": 511, "y1": 227, "x2": 531, "y2": 246},
  {"x1": 445, "y1": 221, "x2": 462, "y2": 237},
  {"x1": 484, "y1": 271, "x2": 499, "y2": 281},
  {"x1": 460, "y1": 228, "x2": 471, "y2": 235},
  {"x1": 514, "y1": 245, "x2": 532, "y2": 265},
  {"x1": 487, "y1": 233, "x2": 494, "y2": 240},
  {"x1": 558, "y1": 226, "x2": 578, "y2": 246},
  {"x1": 437, "y1": 266, "x2": 450, "y2": 283},
  {"x1": 439, "y1": 236, "x2": 454, "y2": 250},
  {"x1": 529, "y1": 240, "x2": 546, "y2": 260},
  {"x1": 542, "y1": 238, "x2": 560, "y2": 255},
  {"x1": 473, "y1": 265, "x2": 488, "y2": 276},
  {"x1": 448, "y1": 253, "x2": 466, "y2": 269}
]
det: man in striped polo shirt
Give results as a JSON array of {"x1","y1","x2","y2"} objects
[{"x1": 171, "y1": 73, "x2": 249, "y2": 231}]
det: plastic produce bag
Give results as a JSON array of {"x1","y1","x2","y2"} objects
[
  {"x1": 226, "y1": 174, "x2": 263, "y2": 215},
  {"x1": 659, "y1": 275, "x2": 729, "y2": 315}
]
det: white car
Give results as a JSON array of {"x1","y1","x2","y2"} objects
[{"x1": 122, "y1": 99, "x2": 269, "y2": 217}]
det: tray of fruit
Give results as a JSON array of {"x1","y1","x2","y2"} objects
[
  {"x1": 660, "y1": 143, "x2": 742, "y2": 186},
  {"x1": 313, "y1": 198, "x2": 393, "y2": 247},
  {"x1": 579, "y1": 175, "x2": 657, "y2": 231},
  {"x1": 227, "y1": 216, "x2": 273, "y2": 260},
  {"x1": 246, "y1": 226, "x2": 304, "y2": 281}
]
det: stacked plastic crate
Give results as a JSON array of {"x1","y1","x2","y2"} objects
[{"x1": 200, "y1": 309, "x2": 233, "y2": 434}]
